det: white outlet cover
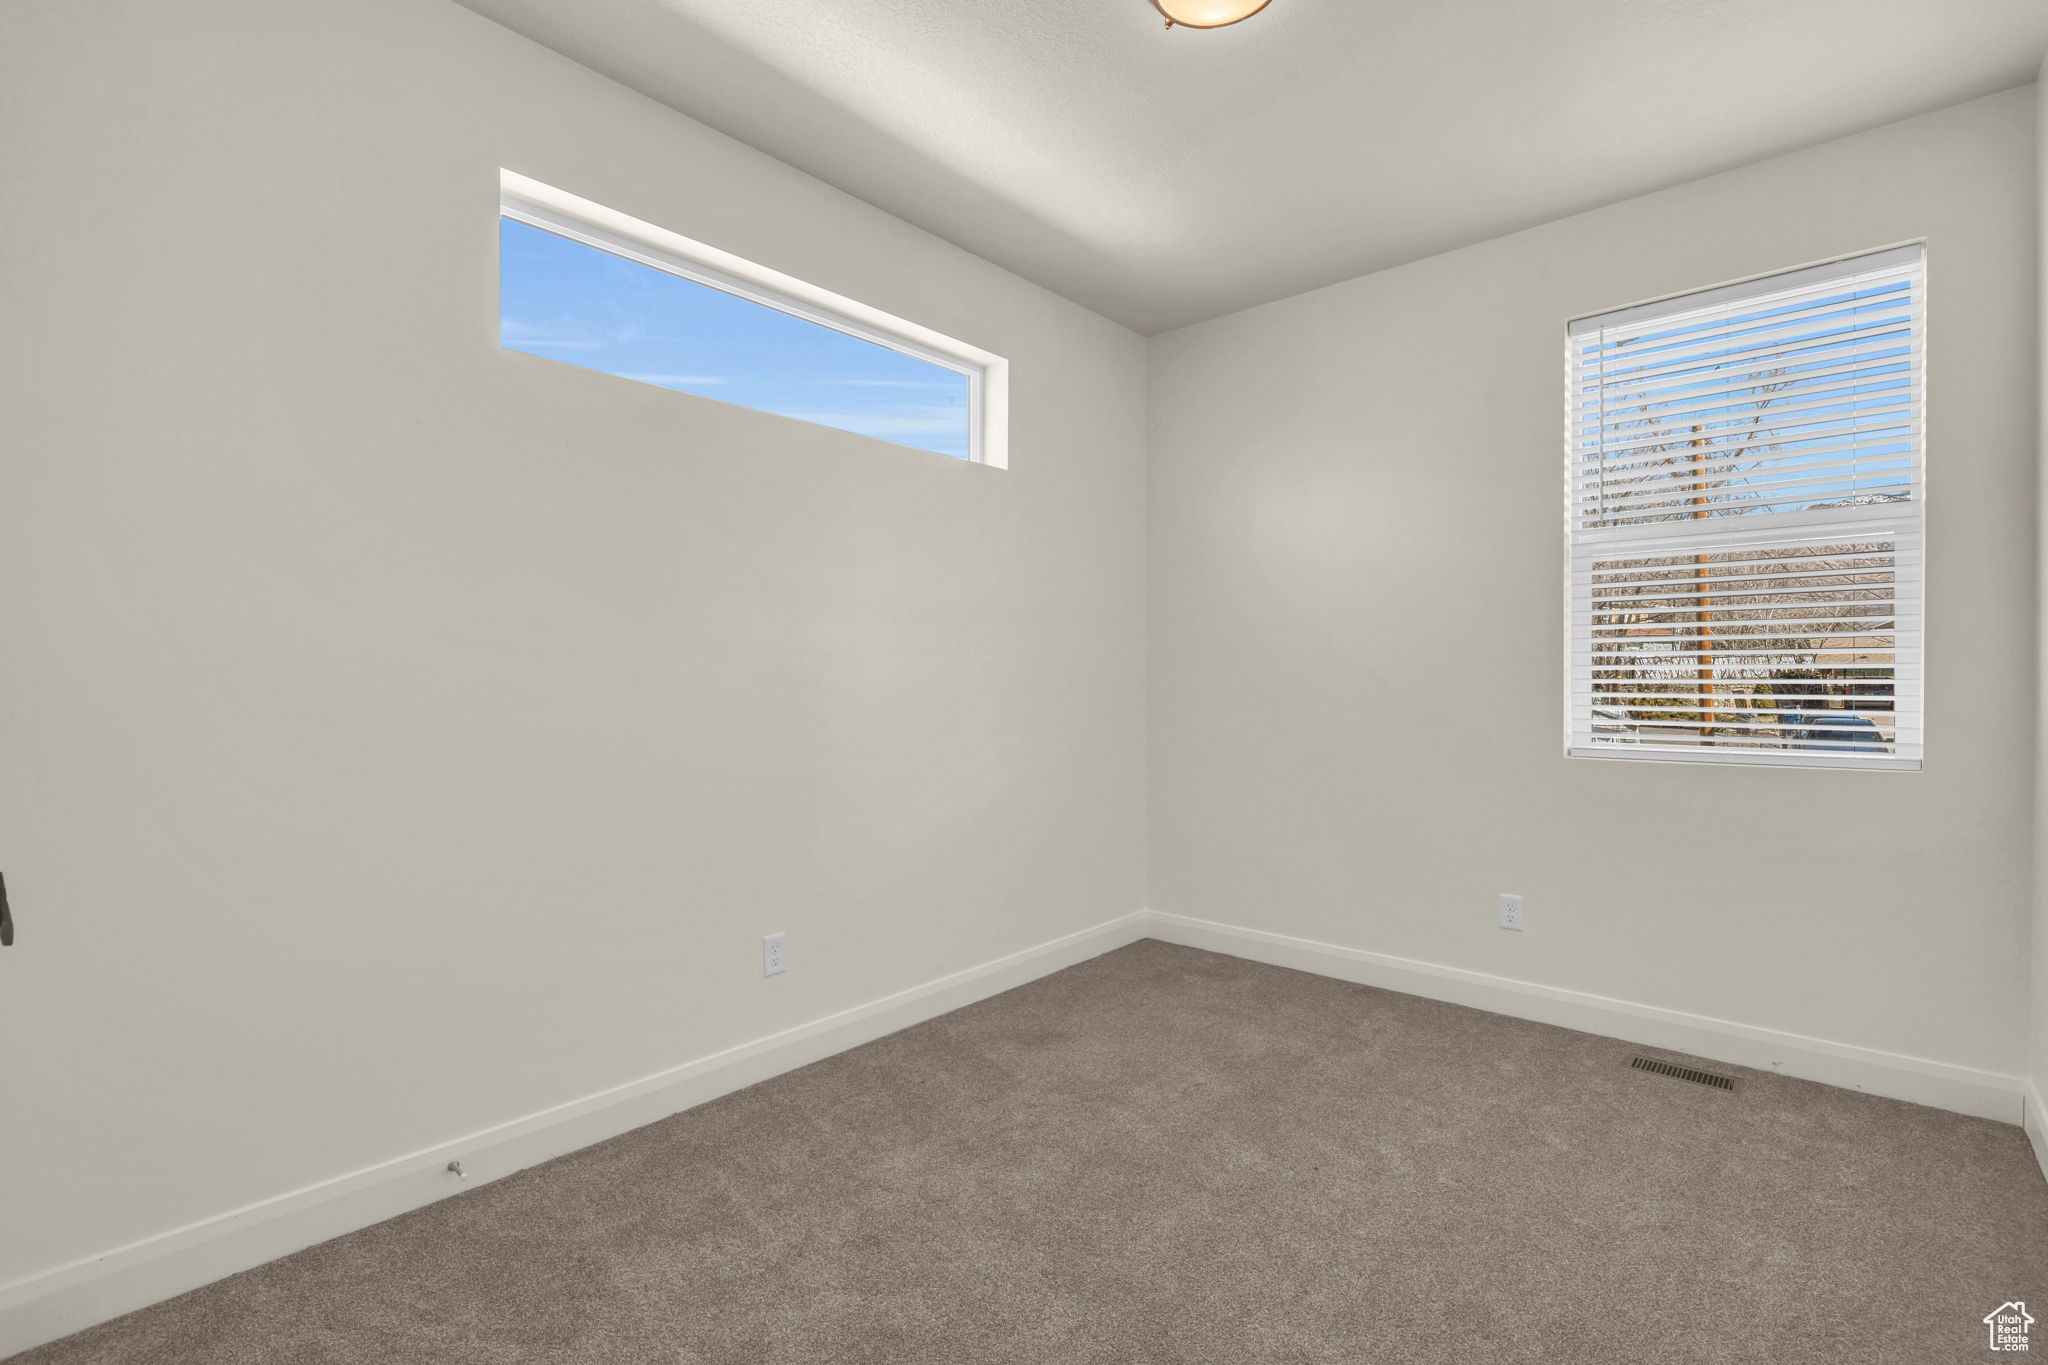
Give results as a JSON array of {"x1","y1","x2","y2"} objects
[
  {"x1": 763, "y1": 931, "x2": 788, "y2": 976},
  {"x1": 1498, "y1": 894, "x2": 1525, "y2": 931}
]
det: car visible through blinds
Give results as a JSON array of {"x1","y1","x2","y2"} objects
[{"x1": 1566, "y1": 245, "x2": 1923, "y2": 770}]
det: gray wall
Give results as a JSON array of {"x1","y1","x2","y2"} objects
[
  {"x1": 0, "y1": 0, "x2": 1146, "y2": 1288},
  {"x1": 1150, "y1": 90, "x2": 2037, "y2": 1080},
  {"x1": 2036, "y1": 53, "x2": 2048, "y2": 1149}
]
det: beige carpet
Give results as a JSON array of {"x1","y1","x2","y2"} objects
[{"x1": 12, "y1": 940, "x2": 2045, "y2": 1363}]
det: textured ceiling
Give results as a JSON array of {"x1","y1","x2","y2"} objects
[{"x1": 455, "y1": 0, "x2": 2048, "y2": 334}]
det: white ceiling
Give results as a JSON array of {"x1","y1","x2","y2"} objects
[{"x1": 456, "y1": 0, "x2": 2048, "y2": 334}]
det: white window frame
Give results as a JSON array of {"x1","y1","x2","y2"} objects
[
  {"x1": 498, "y1": 169, "x2": 1008, "y2": 468},
  {"x1": 1562, "y1": 244, "x2": 1926, "y2": 772}
]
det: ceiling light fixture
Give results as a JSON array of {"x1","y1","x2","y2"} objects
[{"x1": 1149, "y1": 0, "x2": 1273, "y2": 29}]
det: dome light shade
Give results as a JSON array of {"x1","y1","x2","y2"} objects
[{"x1": 1149, "y1": 0, "x2": 1273, "y2": 28}]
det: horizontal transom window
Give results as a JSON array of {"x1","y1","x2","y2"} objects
[
  {"x1": 1566, "y1": 245, "x2": 1924, "y2": 771},
  {"x1": 497, "y1": 171, "x2": 1007, "y2": 465}
]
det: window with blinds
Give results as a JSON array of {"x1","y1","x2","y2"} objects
[{"x1": 1566, "y1": 245, "x2": 1923, "y2": 771}]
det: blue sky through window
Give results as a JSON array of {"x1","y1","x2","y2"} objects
[{"x1": 499, "y1": 217, "x2": 972, "y2": 459}]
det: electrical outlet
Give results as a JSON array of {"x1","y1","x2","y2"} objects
[
  {"x1": 763, "y1": 931, "x2": 788, "y2": 977},
  {"x1": 1498, "y1": 894, "x2": 1525, "y2": 931}
]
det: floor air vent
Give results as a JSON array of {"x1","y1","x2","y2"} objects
[{"x1": 1630, "y1": 1056, "x2": 1736, "y2": 1091}]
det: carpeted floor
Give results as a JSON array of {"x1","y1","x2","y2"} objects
[{"x1": 13, "y1": 940, "x2": 2045, "y2": 1364}]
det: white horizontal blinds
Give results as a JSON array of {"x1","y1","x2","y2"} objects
[
  {"x1": 1567, "y1": 246, "x2": 1924, "y2": 770},
  {"x1": 1571, "y1": 245, "x2": 1922, "y2": 528},
  {"x1": 1577, "y1": 533, "x2": 1921, "y2": 764}
]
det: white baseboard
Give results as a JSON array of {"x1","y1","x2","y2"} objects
[
  {"x1": 1144, "y1": 911, "x2": 2028, "y2": 1126},
  {"x1": 4, "y1": 907, "x2": 2032, "y2": 1360},
  {"x1": 0, "y1": 910, "x2": 1151, "y2": 1361},
  {"x1": 2026, "y1": 1081, "x2": 2048, "y2": 1188}
]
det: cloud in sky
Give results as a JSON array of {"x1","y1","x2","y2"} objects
[
  {"x1": 781, "y1": 404, "x2": 966, "y2": 439},
  {"x1": 616, "y1": 372, "x2": 728, "y2": 388},
  {"x1": 828, "y1": 377, "x2": 964, "y2": 390},
  {"x1": 499, "y1": 317, "x2": 607, "y2": 352}
]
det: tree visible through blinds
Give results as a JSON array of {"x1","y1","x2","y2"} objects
[{"x1": 1566, "y1": 246, "x2": 1923, "y2": 770}]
